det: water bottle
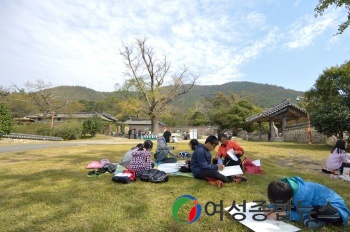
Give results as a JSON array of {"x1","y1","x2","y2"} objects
[{"x1": 218, "y1": 157, "x2": 223, "y2": 165}]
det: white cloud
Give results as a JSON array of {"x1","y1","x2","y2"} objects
[
  {"x1": 0, "y1": 0, "x2": 349, "y2": 93},
  {"x1": 0, "y1": 0, "x2": 276, "y2": 91},
  {"x1": 284, "y1": 8, "x2": 346, "y2": 49},
  {"x1": 293, "y1": 0, "x2": 302, "y2": 7},
  {"x1": 285, "y1": 16, "x2": 331, "y2": 49}
]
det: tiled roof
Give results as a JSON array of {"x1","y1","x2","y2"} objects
[
  {"x1": 101, "y1": 112, "x2": 118, "y2": 121},
  {"x1": 25, "y1": 112, "x2": 117, "y2": 122},
  {"x1": 246, "y1": 98, "x2": 307, "y2": 123}
]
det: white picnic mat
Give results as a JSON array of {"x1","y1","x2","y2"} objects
[{"x1": 157, "y1": 163, "x2": 244, "y2": 176}]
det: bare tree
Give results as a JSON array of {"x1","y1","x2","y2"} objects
[
  {"x1": 12, "y1": 79, "x2": 69, "y2": 116},
  {"x1": 120, "y1": 38, "x2": 198, "y2": 133},
  {"x1": 0, "y1": 85, "x2": 10, "y2": 97}
]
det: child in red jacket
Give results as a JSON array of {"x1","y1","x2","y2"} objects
[{"x1": 213, "y1": 133, "x2": 244, "y2": 167}]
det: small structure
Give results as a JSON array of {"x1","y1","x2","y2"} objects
[
  {"x1": 14, "y1": 117, "x2": 35, "y2": 124},
  {"x1": 123, "y1": 119, "x2": 166, "y2": 133},
  {"x1": 24, "y1": 112, "x2": 117, "y2": 124},
  {"x1": 245, "y1": 99, "x2": 308, "y2": 142}
]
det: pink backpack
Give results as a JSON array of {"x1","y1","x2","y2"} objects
[
  {"x1": 86, "y1": 161, "x2": 103, "y2": 169},
  {"x1": 100, "y1": 159, "x2": 110, "y2": 166}
]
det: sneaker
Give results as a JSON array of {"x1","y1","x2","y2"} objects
[
  {"x1": 208, "y1": 180, "x2": 223, "y2": 188},
  {"x1": 321, "y1": 168, "x2": 333, "y2": 174},
  {"x1": 87, "y1": 170, "x2": 98, "y2": 177},
  {"x1": 231, "y1": 175, "x2": 248, "y2": 183},
  {"x1": 304, "y1": 219, "x2": 327, "y2": 228},
  {"x1": 330, "y1": 174, "x2": 339, "y2": 178},
  {"x1": 332, "y1": 170, "x2": 339, "y2": 175},
  {"x1": 215, "y1": 180, "x2": 223, "y2": 188},
  {"x1": 97, "y1": 168, "x2": 106, "y2": 174}
]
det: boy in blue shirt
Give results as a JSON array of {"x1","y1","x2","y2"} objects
[
  {"x1": 190, "y1": 135, "x2": 246, "y2": 188},
  {"x1": 266, "y1": 176, "x2": 350, "y2": 228}
]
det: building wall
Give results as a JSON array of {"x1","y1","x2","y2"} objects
[
  {"x1": 241, "y1": 132, "x2": 269, "y2": 142},
  {"x1": 166, "y1": 126, "x2": 217, "y2": 139},
  {"x1": 125, "y1": 123, "x2": 164, "y2": 133}
]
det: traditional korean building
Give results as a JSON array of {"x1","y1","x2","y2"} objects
[{"x1": 246, "y1": 98, "x2": 309, "y2": 142}]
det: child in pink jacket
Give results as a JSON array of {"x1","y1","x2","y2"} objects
[{"x1": 326, "y1": 139, "x2": 350, "y2": 175}]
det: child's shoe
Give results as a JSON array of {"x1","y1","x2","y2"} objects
[
  {"x1": 330, "y1": 173, "x2": 339, "y2": 178},
  {"x1": 304, "y1": 218, "x2": 327, "y2": 228},
  {"x1": 208, "y1": 180, "x2": 223, "y2": 188},
  {"x1": 231, "y1": 175, "x2": 247, "y2": 183}
]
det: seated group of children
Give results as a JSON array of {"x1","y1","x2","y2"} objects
[{"x1": 124, "y1": 132, "x2": 350, "y2": 229}]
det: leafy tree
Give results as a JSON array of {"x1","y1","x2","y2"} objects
[
  {"x1": 119, "y1": 37, "x2": 198, "y2": 133},
  {"x1": 206, "y1": 92, "x2": 261, "y2": 132},
  {"x1": 187, "y1": 100, "x2": 212, "y2": 126},
  {"x1": 160, "y1": 105, "x2": 189, "y2": 126},
  {"x1": 82, "y1": 115, "x2": 105, "y2": 137},
  {"x1": 61, "y1": 101, "x2": 86, "y2": 114},
  {"x1": 79, "y1": 100, "x2": 98, "y2": 112},
  {"x1": 315, "y1": 0, "x2": 350, "y2": 34},
  {"x1": 116, "y1": 96, "x2": 145, "y2": 121},
  {"x1": 191, "y1": 111, "x2": 209, "y2": 126},
  {"x1": 0, "y1": 102, "x2": 13, "y2": 135},
  {"x1": 305, "y1": 60, "x2": 350, "y2": 138}
]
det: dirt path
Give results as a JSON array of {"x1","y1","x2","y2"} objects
[{"x1": 274, "y1": 155, "x2": 326, "y2": 174}]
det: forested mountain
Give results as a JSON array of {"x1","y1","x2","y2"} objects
[
  {"x1": 48, "y1": 86, "x2": 111, "y2": 102},
  {"x1": 46, "y1": 81, "x2": 304, "y2": 109}
]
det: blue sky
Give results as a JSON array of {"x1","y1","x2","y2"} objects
[{"x1": 0, "y1": 0, "x2": 349, "y2": 92}]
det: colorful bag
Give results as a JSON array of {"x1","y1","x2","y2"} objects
[
  {"x1": 86, "y1": 161, "x2": 103, "y2": 169},
  {"x1": 100, "y1": 159, "x2": 110, "y2": 166},
  {"x1": 122, "y1": 169, "x2": 136, "y2": 181},
  {"x1": 242, "y1": 157, "x2": 263, "y2": 175},
  {"x1": 112, "y1": 169, "x2": 136, "y2": 184}
]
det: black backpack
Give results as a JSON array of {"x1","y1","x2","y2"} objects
[{"x1": 139, "y1": 169, "x2": 168, "y2": 183}]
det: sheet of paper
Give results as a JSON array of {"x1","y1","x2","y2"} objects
[
  {"x1": 252, "y1": 159, "x2": 261, "y2": 166},
  {"x1": 157, "y1": 163, "x2": 181, "y2": 173},
  {"x1": 218, "y1": 165, "x2": 243, "y2": 176},
  {"x1": 175, "y1": 161, "x2": 186, "y2": 167},
  {"x1": 225, "y1": 202, "x2": 300, "y2": 232},
  {"x1": 115, "y1": 173, "x2": 131, "y2": 177},
  {"x1": 227, "y1": 149, "x2": 238, "y2": 161}
]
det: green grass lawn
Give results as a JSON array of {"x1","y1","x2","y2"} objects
[{"x1": 1, "y1": 138, "x2": 349, "y2": 232}]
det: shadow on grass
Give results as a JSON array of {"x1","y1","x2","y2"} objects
[{"x1": 252, "y1": 142, "x2": 331, "y2": 152}]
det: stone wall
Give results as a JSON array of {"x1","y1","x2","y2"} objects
[
  {"x1": 283, "y1": 126, "x2": 329, "y2": 144},
  {"x1": 241, "y1": 132, "x2": 269, "y2": 142},
  {"x1": 242, "y1": 125, "x2": 338, "y2": 145}
]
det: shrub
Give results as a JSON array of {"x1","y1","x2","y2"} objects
[
  {"x1": 0, "y1": 103, "x2": 13, "y2": 135},
  {"x1": 52, "y1": 122, "x2": 83, "y2": 140},
  {"x1": 83, "y1": 115, "x2": 105, "y2": 137},
  {"x1": 12, "y1": 123, "x2": 51, "y2": 135},
  {"x1": 12, "y1": 122, "x2": 83, "y2": 140}
]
